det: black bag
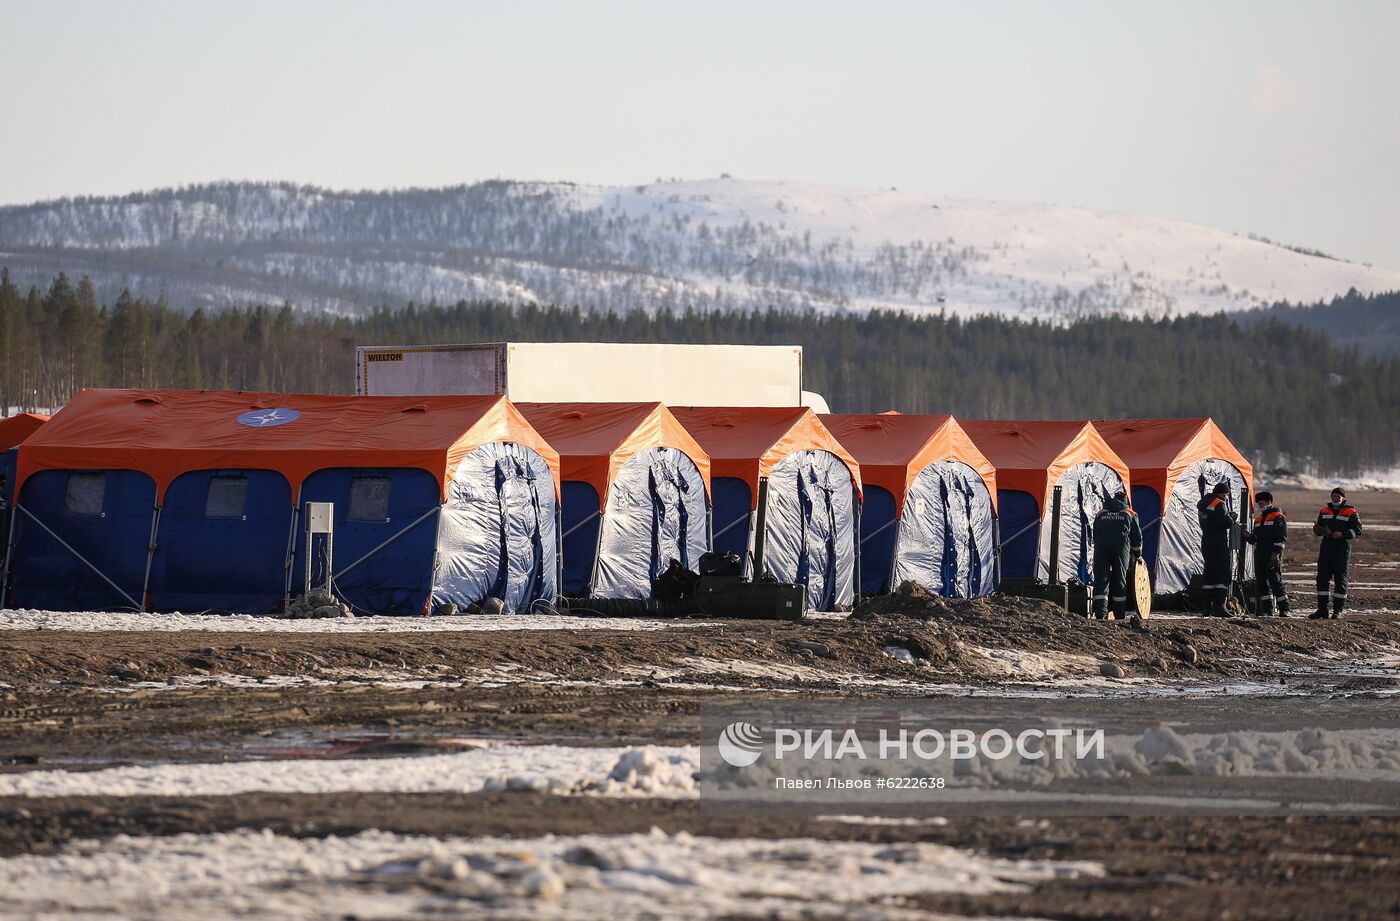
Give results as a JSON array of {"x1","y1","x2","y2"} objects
[
  {"x1": 651, "y1": 558, "x2": 700, "y2": 603},
  {"x1": 698, "y1": 551, "x2": 742, "y2": 578}
]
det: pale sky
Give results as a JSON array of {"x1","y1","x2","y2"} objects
[{"x1": 2, "y1": 0, "x2": 1397, "y2": 269}]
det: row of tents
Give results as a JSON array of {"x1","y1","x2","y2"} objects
[{"x1": 0, "y1": 390, "x2": 1253, "y2": 616}]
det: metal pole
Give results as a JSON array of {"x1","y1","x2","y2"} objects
[
  {"x1": 1234, "y1": 486, "x2": 1251, "y2": 609},
  {"x1": 304, "y1": 510, "x2": 313, "y2": 597},
  {"x1": 1047, "y1": 485, "x2": 1064, "y2": 585},
  {"x1": 751, "y1": 478, "x2": 770, "y2": 578},
  {"x1": 852, "y1": 484, "x2": 862, "y2": 605},
  {"x1": 282, "y1": 503, "x2": 300, "y2": 609},
  {"x1": 139, "y1": 505, "x2": 162, "y2": 612},
  {"x1": 13, "y1": 505, "x2": 142, "y2": 610},
  {"x1": 0, "y1": 502, "x2": 19, "y2": 602},
  {"x1": 560, "y1": 509, "x2": 601, "y2": 541},
  {"x1": 712, "y1": 512, "x2": 750, "y2": 543},
  {"x1": 333, "y1": 507, "x2": 440, "y2": 581}
]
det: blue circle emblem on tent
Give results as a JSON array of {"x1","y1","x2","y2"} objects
[{"x1": 237, "y1": 407, "x2": 301, "y2": 428}]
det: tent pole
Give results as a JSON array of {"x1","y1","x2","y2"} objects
[
  {"x1": 992, "y1": 514, "x2": 1002, "y2": 592},
  {"x1": 884, "y1": 514, "x2": 902, "y2": 595},
  {"x1": 852, "y1": 484, "x2": 862, "y2": 606},
  {"x1": 14, "y1": 505, "x2": 141, "y2": 610},
  {"x1": 859, "y1": 516, "x2": 901, "y2": 545},
  {"x1": 751, "y1": 478, "x2": 770, "y2": 579},
  {"x1": 0, "y1": 501, "x2": 19, "y2": 602},
  {"x1": 1047, "y1": 485, "x2": 1064, "y2": 585},
  {"x1": 588, "y1": 494, "x2": 606, "y2": 597},
  {"x1": 282, "y1": 498, "x2": 301, "y2": 609},
  {"x1": 554, "y1": 494, "x2": 563, "y2": 604},
  {"x1": 711, "y1": 513, "x2": 751, "y2": 543},
  {"x1": 139, "y1": 505, "x2": 161, "y2": 612},
  {"x1": 333, "y1": 507, "x2": 440, "y2": 582},
  {"x1": 560, "y1": 509, "x2": 601, "y2": 541}
]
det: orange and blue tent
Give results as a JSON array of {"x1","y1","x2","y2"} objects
[
  {"x1": 1, "y1": 412, "x2": 49, "y2": 503},
  {"x1": 962, "y1": 420, "x2": 1131, "y2": 585},
  {"x1": 1094, "y1": 418, "x2": 1253, "y2": 593},
  {"x1": 822, "y1": 413, "x2": 997, "y2": 597},
  {"x1": 4, "y1": 389, "x2": 559, "y2": 615},
  {"x1": 673, "y1": 406, "x2": 860, "y2": 611},
  {"x1": 517, "y1": 402, "x2": 710, "y2": 599}
]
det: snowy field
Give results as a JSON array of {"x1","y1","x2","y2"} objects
[
  {"x1": 4, "y1": 726, "x2": 1399, "y2": 801},
  {"x1": 0, "y1": 745, "x2": 698, "y2": 799},
  {"x1": 0, "y1": 827, "x2": 1105, "y2": 921}
]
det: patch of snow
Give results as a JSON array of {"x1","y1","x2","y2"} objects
[
  {"x1": 0, "y1": 827, "x2": 1106, "y2": 920},
  {"x1": 881, "y1": 645, "x2": 918, "y2": 664},
  {"x1": 0, "y1": 744, "x2": 700, "y2": 799}
]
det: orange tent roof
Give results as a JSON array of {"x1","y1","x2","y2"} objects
[
  {"x1": 820, "y1": 413, "x2": 997, "y2": 515},
  {"x1": 516, "y1": 402, "x2": 710, "y2": 512},
  {"x1": 0, "y1": 413, "x2": 50, "y2": 452},
  {"x1": 14, "y1": 389, "x2": 559, "y2": 504},
  {"x1": 1094, "y1": 418, "x2": 1254, "y2": 511},
  {"x1": 961, "y1": 420, "x2": 1130, "y2": 515},
  {"x1": 672, "y1": 406, "x2": 860, "y2": 506}
]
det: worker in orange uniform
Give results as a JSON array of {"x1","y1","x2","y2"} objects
[
  {"x1": 1310, "y1": 487, "x2": 1362, "y2": 619},
  {"x1": 1245, "y1": 490, "x2": 1289, "y2": 616}
]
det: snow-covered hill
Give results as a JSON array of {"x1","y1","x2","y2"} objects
[{"x1": 1, "y1": 177, "x2": 1395, "y2": 318}]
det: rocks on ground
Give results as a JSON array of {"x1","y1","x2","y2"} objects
[{"x1": 282, "y1": 590, "x2": 354, "y2": 619}]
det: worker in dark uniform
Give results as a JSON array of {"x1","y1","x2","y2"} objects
[
  {"x1": 1311, "y1": 487, "x2": 1362, "y2": 619},
  {"x1": 1245, "y1": 490, "x2": 1289, "y2": 616},
  {"x1": 1196, "y1": 481, "x2": 1237, "y2": 616},
  {"x1": 1091, "y1": 490, "x2": 1142, "y2": 620}
]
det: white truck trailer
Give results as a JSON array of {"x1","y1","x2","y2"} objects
[{"x1": 355, "y1": 341, "x2": 825, "y2": 409}]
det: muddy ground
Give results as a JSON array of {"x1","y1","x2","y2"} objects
[{"x1": 0, "y1": 486, "x2": 1397, "y2": 919}]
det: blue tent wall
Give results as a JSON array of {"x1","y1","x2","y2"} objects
[
  {"x1": 857, "y1": 485, "x2": 899, "y2": 595},
  {"x1": 996, "y1": 489, "x2": 1041, "y2": 580},
  {"x1": 149, "y1": 469, "x2": 292, "y2": 613},
  {"x1": 559, "y1": 481, "x2": 601, "y2": 595},
  {"x1": 8, "y1": 469, "x2": 156, "y2": 611},
  {"x1": 1131, "y1": 485, "x2": 1163, "y2": 588},
  {"x1": 710, "y1": 477, "x2": 753, "y2": 561},
  {"x1": 295, "y1": 467, "x2": 440, "y2": 616}
]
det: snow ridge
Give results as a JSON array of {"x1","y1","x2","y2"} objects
[{"x1": 2, "y1": 177, "x2": 1396, "y2": 319}]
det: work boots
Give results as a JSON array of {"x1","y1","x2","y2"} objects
[
  {"x1": 1310, "y1": 593, "x2": 1330, "y2": 620},
  {"x1": 1332, "y1": 596, "x2": 1345, "y2": 619}
]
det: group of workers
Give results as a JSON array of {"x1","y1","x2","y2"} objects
[{"x1": 1090, "y1": 484, "x2": 1363, "y2": 621}]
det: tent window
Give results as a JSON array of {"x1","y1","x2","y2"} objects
[
  {"x1": 204, "y1": 476, "x2": 249, "y2": 519},
  {"x1": 349, "y1": 476, "x2": 391, "y2": 522},
  {"x1": 64, "y1": 473, "x2": 106, "y2": 516}
]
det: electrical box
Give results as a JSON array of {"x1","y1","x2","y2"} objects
[{"x1": 306, "y1": 502, "x2": 334, "y2": 535}]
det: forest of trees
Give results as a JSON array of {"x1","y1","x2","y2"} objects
[
  {"x1": 2, "y1": 268, "x2": 1398, "y2": 476},
  {"x1": 1246, "y1": 288, "x2": 1400, "y2": 356}
]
